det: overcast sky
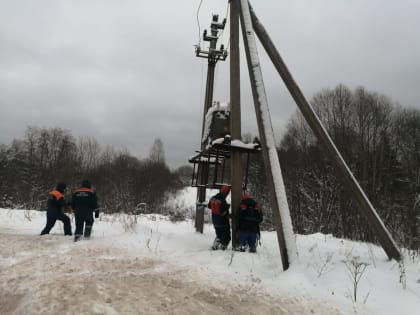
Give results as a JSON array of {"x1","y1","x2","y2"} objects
[{"x1": 1, "y1": 0, "x2": 419, "y2": 168}]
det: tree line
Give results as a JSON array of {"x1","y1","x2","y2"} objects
[
  {"x1": 0, "y1": 127, "x2": 187, "y2": 214},
  {"x1": 246, "y1": 84, "x2": 420, "y2": 250},
  {"x1": 2, "y1": 84, "x2": 419, "y2": 250}
]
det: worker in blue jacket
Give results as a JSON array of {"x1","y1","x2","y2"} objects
[
  {"x1": 40, "y1": 182, "x2": 72, "y2": 236},
  {"x1": 72, "y1": 180, "x2": 99, "y2": 242},
  {"x1": 208, "y1": 185, "x2": 231, "y2": 250},
  {"x1": 237, "y1": 194, "x2": 262, "y2": 253}
]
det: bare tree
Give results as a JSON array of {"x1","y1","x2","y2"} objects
[
  {"x1": 149, "y1": 138, "x2": 165, "y2": 164},
  {"x1": 77, "y1": 136, "x2": 101, "y2": 174},
  {"x1": 276, "y1": 84, "x2": 420, "y2": 248}
]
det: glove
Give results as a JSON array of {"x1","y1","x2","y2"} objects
[{"x1": 94, "y1": 210, "x2": 99, "y2": 218}]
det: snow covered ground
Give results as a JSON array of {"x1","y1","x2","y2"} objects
[{"x1": 1, "y1": 189, "x2": 419, "y2": 314}]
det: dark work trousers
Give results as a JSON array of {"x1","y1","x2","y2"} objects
[
  {"x1": 41, "y1": 212, "x2": 72, "y2": 235},
  {"x1": 239, "y1": 231, "x2": 257, "y2": 250},
  {"x1": 74, "y1": 213, "x2": 94, "y2": 238},
  {"x1": 215, "y1": 226, "x2": 231, "y2": 246}
]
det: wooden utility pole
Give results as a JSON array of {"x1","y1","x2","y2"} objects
[
  {"x1": 248, "y1": 2, "x2": 401, "y2": 261},
  {"x1": 195, "y1": 15, "x2": 228, "y2": 233},
  {"x1": 238, "y1": 0, "x2": 297, "y2": 269},
  {"x1": 230, "y1": 0, "x2": 242, "y2": 248}
]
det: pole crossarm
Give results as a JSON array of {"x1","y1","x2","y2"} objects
[
  {"x1": 248, "y1": 1, "x2": 401, "y2": 261},
  {"x1": 195, "y1": 14, "x2": 228, "y2": 63},
  {"x1": 195, "y1": 46, "x2": 228, "y2": 62}
]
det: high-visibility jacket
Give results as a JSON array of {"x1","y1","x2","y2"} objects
[{"x1": 46, "y1": 190, "x2": 66, "y2": 216}]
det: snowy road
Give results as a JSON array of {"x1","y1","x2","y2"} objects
[{"x1": 0, "y1": 233, "x2": 341, "y2": 315}]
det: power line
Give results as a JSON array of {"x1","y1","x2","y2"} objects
[
  {"x1": 196, "y1": 0, "x2": 204, "y2": 45},
  {"x1": 217, "y1": 1, "x2": 231, "y2": 40}
]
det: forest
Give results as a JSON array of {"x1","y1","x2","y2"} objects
[
  {"x1": 1, "y1": 84, "x2": 419, "y2": 250},
  {"x1": 246, "y1": 85, "x2": 420, "y2": 250},
  {"x1": 0, "y1": 130, "x2": 186, "y2": 215}
]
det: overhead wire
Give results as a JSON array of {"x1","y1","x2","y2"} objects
[
  {"x1": 217, "y1": 1, "x2": 231, "y2": 40},
  {"x1": 196, "y1": 0, "x2": 204, "y2": 46}
]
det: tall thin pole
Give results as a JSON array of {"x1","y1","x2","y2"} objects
[
  {"x1": 239, "y1": 0, "x2": 297, "y2": 269},
  {"x1": 195, "y1": 15, "x2": 228, "y2": 233},
  {"x1": 249, "y1": 2, "x2": 401, "y2": 261},
  {"x1": 196, "y1": 57, "x2": 216, "y2": 232},
  {"x1": 230, "y1": 0, "x2": 242, "y2": 248}
]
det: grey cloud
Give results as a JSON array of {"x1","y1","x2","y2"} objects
[{"x1": 1, "y1": 0, "x2": 419, "y2": 168}]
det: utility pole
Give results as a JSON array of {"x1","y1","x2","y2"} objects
[
  {"x1": 195, "y1": 14, "x2": 228, "y2": 233},
  {"x1": 238, "y1": 0, "x2": 296, "y2": 269},
  {"x1": 248, "y1": 2, "x2": 401, "y2": 261},
  {"x1": 230, "y1": 0, "x2": 242, "y2": 248},
  {"x1": 190, "y1": 0, "x2": 400, "y2": 269}
]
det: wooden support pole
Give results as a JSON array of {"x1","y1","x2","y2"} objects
[
  {"x1": 230, "y1": 0, "x2": 242, "y2": 248},
  {"x1": 239, "y1": 0, "x2": 297, "y2": 269},
  {"x1": 249, "y1": 2, "x2": 401, "y2": 261}
]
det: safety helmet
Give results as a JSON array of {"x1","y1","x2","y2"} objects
[{"x1": 220, "y1": 185, "x2": 231, "y2": 194}]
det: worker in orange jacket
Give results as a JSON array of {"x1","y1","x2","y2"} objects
[{"x1": 40, "y1": 182, "x2": 72, "y2": 236}]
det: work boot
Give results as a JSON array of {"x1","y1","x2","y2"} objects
[
  {"x1": 84, "y1": 225, "x2": 92, "y2": 238},
  {"x1": 211, "y1": 238, "x2": 221, "y2": 250},
  {"x1": 74, "y1": 235, "x2": 82, "y2": 242}
]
